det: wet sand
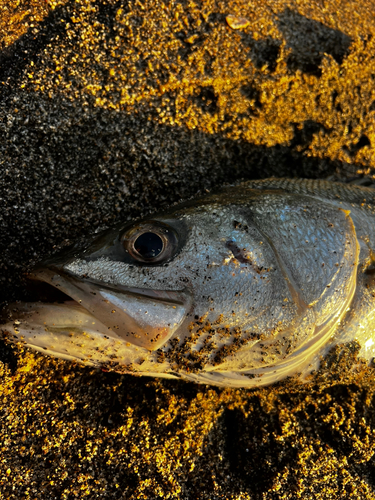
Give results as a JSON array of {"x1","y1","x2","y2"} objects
[{"x1": 1, "y1": 0, "x2": 375, "y2": 498}]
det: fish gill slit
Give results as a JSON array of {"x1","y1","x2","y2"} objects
[{"x1": 226, "y1": 240, "x2": 264, "y2": 273}]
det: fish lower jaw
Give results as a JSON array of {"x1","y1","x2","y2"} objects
[{"x1": 2, "y1": 301, "x2": 139, "y2": 362}]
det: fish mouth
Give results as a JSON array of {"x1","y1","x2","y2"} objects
[{"x1": 3, "y1": 266, "x2": 193, "y2": 355}]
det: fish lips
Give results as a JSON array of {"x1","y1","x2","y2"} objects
[{"x1": 7, "y1": 266, "x2": 193, "y2": 352}]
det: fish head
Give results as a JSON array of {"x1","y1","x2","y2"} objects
[{"x1": 1, "y1": 186, "x2": 360, "y2": 386}]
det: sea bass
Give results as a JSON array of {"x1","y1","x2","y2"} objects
[{"x1": 3, "y1": 178, "x2": 375, "y2": 387}]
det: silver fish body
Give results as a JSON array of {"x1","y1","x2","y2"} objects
[{"x1": 3, "y1": 178, "x2": 375, "y2": 387}]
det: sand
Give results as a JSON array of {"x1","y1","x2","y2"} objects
[{"x1": 1, "y1": 0, "x2": 375, "y2": 498}]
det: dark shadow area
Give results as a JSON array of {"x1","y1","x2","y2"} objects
[
  {"x1": 331, "y1": 90, "x2": 342, "y2": 113},
  {"x1": 190, "y1": 85, "x2": 218, "y2": 115},
  {"x1": 343, "y1": 134, "x2": 371, "y2": 157},
  {"x1": 220, "y1": 407, "x2": 293, "y2": 491},
  {"x1": 186, "y1": 404, "x2": 298, "y2": 496},
  {"x1": 240, "y1": 83, "x2": 263, "y2": 114},
  {"x1": 277, "y1": 9, "x2": 352, "y2": 75},
  {"x1": 0, "y1": 340, "x2": 18, "y2": 374},
  {"x1": 240, "y1": 34, "x2": 281, "y2": 72},
  {"x1": 290, "y1": 120, "x2": 332, "y2": 150}
]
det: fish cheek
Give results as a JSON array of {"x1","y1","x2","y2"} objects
[{"x1": 189, "y1": 241, "x2": 297, "y2": 336}]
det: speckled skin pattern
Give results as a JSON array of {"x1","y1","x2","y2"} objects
[{"x1": 5, "y1": 178, "x2": 375, "y2": 387}]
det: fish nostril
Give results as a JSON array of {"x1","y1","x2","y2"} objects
[
  {"x1": 225, "y1": 241, "x2": 268, "y2": 275},
  {"x1": 226, "y1": 240, "x2": 252, "y2": 264}
]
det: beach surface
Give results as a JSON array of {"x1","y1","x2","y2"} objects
[{"x1": 1, "y1": 0, "x2": 375, "y2": 498}]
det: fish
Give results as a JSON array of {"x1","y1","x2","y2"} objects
[{"x1": 2, "y1": 178, "x2": 375, "y2": 388}]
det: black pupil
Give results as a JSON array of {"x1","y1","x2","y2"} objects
[{"x1": 134, "y1": 232, "x2": 163, "y2": 259}]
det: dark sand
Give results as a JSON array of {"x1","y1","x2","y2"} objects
[{"x1": 1, "y1": 0, "x2": 375, "y2": 498}]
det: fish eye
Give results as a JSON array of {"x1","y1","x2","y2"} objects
[{"x1": 121, "y1": 221, "x2": 178, "y2": 264}]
